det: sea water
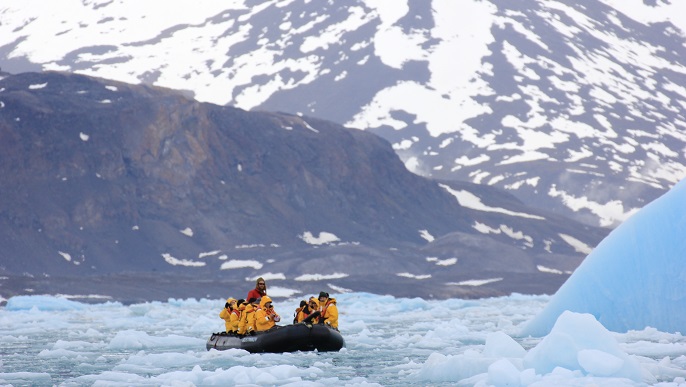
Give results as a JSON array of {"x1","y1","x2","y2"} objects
[{"x1": 1, "y1": 293, "x2": 685, "y2": 386}]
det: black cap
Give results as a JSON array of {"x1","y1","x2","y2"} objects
[
  {"x1": 300, "y1": 300, "x2": 307, "y2": 307},
  {"x1": 247, "y1": 297, "x2": 257, "y2": 304},
  {"x1": 237, "y1": 299, "x2": 245, "y2": 306},
  {"x1": 318, "y1": 291, "x2": 329, "y2": 299}
]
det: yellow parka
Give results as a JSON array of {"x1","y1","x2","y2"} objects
[
  {"x1": 229, "y1": 309, "x2": 240, "y2": 332},
  {"x1": 243, "y1": 303, "x2": 257, "y2": 334},
  {"x1": 297, "y1": 297, "x2": 319, "y2": 324},
  {"x1": 319, "y1": 297, "x2": 338, "y2": 329},
  {"x1": 255, "y1": 296, "x2": 281, "y2": 331},
  {"x1": 219, "y1": 298, "x2": 236, "y2": 333},
  {"x1": 219, "y1": 307, "x2": 231, "y2": 332},
  {"x1": 237, "y1": 303, "x2": 251, "y2": 335}
]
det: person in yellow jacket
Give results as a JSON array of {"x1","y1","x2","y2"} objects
[
  {"x1": 293, "y1": 300, "x2": 307, "y2": 324},
  {"x1": 243, "y1": 297, "x2": 260, "y2": 335},
  {"x1": 255, "y1": 296, "x2": 281, "y2": 331},
  {"x1": 308, "y1": 297, "x2": 320, "y2": 323},
  {"x1": 219, "y1": 298, "x2": 237, "y2": 333},
  {"x1": 229, "y1": 298, "x2": 244, "y2": 333},
  {"x1": 318, "y1": 291, "x2": 338, "y2": 329},
  {"x1": 295, "y1": 297, "x2": 319, "y2": 323},
  {"x1": 237, "y1": 298, "x2": 254, "y2": 335}
]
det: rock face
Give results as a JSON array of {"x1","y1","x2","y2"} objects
[{"x1": 0, "y1": 72, "x2": 606, "y2": 301}]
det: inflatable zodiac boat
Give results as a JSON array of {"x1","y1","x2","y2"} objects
[{"x1": 206, "y1": 322, "x2": 345, "y2": 353}]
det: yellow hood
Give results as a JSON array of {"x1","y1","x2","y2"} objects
[{"x1": 259, "y1": 296, "x2": 273, "y2": 309}]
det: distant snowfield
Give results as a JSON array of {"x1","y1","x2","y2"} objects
[
  {"x1": 1, "y1": 0, "x2": 685, "y2": 227},
  {"x1": 598, "y1": 0, "x2": 686, "y2": 35}
]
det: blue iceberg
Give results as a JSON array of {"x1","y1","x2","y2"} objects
[{"x1": 522, "y1": 178, "x2": 686, "y2": 336}]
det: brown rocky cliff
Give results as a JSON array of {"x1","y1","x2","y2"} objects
[{"x1": 0, "y1": 71, "x2": 471, "y2": 276}]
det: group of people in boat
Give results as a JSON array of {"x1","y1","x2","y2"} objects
[{"x1": 219, "y1": 277, "x2": 339, "y2": 336}]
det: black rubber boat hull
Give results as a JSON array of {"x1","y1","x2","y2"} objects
[{"x1": 206, "y1": 324, "x2": 345, "y2": 353}]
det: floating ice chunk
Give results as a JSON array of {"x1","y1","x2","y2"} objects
[
  {"x1": 0, "y1": 372, "x2": 53, "y2": 385},
  {"x1": 5, "y1": 295, "x2": 85, "y2": 311},
  {"x1": 79, "y1": 132, "x2": 89, "y2": 141},
  {"x1": 415, "y1": 351, "x2": 494, "y2": 383},
  {"x1": 523, "y1": 311, "x2": 642, "y2": 381},
  {"x1": 483, "y1": 331, "x2": 526, "y2": 358},
  {"x1": 487, "y1": 359, "x2": 521, "y2": 386},
  {"x1": 578, "y1": 349, "x2": 624, "y2": 376},
  {"x1": 107, "y1": 330, "x2": 204, "y2": 350},
  {"x1": 38, "y1": 348, "x2": 89, "y2": 359}
]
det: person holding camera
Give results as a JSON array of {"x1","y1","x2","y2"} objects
[{"x1": 255, "y1": 296, "x2": 281, "y2": 331}]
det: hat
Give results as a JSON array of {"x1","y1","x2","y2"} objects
[
  {"x1": 318, "y1": 291, "x2": 329, "y2": 299},
  {"x1": 237, "y1": 298, "x2": 245, "y2": 306},
  {"x1": 299, "y1": 300, "x2": 307, "y2": 307},
  {"x1": 226, "y1": 297, "x2": 237, "y2": 304},
  {"x1": 247, "y1": 297, "x2": 257, "y2": 304}
]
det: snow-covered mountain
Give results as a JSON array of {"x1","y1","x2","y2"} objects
[{"x1": 2, "y1": 0, "x2": 685, "y2": 227}]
